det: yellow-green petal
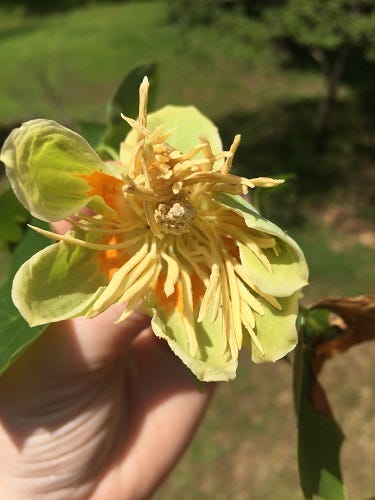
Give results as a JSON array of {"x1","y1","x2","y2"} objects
[
  {"x1": 151, "y1": 303, "x2": 237, "y2": 382},
  {"x1": 237, "y1": 238, "x2": 307, "y2": 297},
  {"x1": 0, "y1": 119, "x2": 115, "y2": 221},
  {"x1": 244, "y1": 293, "x2": 300, "y2": 363},
  {"x1": 216, "y1": 192, "x2": 309, "y2": 296},
  {"x1": 12, "y1": 237, "x2": 108, "y2": 326}
]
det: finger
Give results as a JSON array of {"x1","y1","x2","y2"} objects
[
  {"x1": 51, "y1": 219, "x2": 72, "y2": 234},
  {"x1": 90, "y1": 328, "x2": 216, "y2": 499},
  {"x1": 69, "y1": 307, "x2": 151, "y2": 366}
]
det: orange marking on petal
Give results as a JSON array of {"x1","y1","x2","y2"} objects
[
  {"x1": 97, "y1": 235, "x2": 127, "y2": 280},
  {"x1": 223, "y1": 237, "x2": 240, "y2": 260},
  {"x1": 154, "y1": 272, "x2": 184, "y2": 315},
  {"x1": 191, "y1": 273, "x2": 205, "y2": 313},
  {"x1": 81, "y1": 171, "x2": 124, "y2": 214},
  {"x1": 154, "y1": 271, "x2": 205, "y2": 317}
]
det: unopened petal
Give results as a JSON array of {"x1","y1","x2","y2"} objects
[{"x1": 0, "y1": 119, "x2": 115, "y2": 221}]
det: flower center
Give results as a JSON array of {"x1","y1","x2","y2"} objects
[{"x1": 154, "y1": 194, "x2": 194, "y2": 235}]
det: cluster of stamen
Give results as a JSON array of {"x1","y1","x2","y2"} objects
[
  {"x1": 28, "y1": 76, "x2": 287, "y2": 359},
  {"x1": 118, "y1": 78, "x2": 285, "y2": 241}
]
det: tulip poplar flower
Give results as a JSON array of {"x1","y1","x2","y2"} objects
[{"x1": 0, "y1": 78, "x2": 308, "y2": 381}]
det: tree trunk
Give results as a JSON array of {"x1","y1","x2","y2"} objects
[{"x1": 313, "y1": 45, "x2": 351, "y2": 154}]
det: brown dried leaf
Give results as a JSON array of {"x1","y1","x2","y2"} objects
[
  {"x1": 304, "y1": 295, "x2": 375, "y2": 418},
  {"x1": 312, "y1": 294, "x2": 375, "y2": 359}
]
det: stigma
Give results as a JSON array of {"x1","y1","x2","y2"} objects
[{"x1": 154, "y1": 194, "x2": 194, "y2": 235}]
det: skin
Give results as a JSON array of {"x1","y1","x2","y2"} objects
[{"x1": 0, "y1": 222, "x2": 214, "y2": 499}]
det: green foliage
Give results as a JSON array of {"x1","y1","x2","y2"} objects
[
  {"x1": 1, "y1": 0, "x2": 89, "y2": 15},
  {"x1": 101, "y1": 62, "x2": 158, "y2": 154},
  {"x1": 0, "y1": 0, "x2": 133, "y2": 16},
  {"x1": 265, "y1": 0, "x2": 375, "y2": 56},
  {"x1": 0, "y1": 184, "x2": 29, "y2": 248},
  {"x1": 0, "y1": 181, "x2": 30, "y2": 286},
  {"x1": 0, "y1": 18, "x2": 375, "y2": 492},
  {"x1": 294, "y1": 329, "x2": 347, "y2": 499},
  {"x1": 0, "y1": 221, "x2": 50, "y2": 374},
  {"x1": 167, "y1": 0, "x2": 220, "y2": 27},
  {"x1": 168, "y1": 0, "x2": 375, "y2": 57},
  {"x1": 79, "y1": 62, "x2": 158, "y2": 157}
]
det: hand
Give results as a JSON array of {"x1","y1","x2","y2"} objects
[{"x1": 0, "y1": 227, "x2": 214, "y2": 499}]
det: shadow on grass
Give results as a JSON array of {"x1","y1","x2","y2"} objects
[
  {"x1": 217, "y1": 94, "x2": 375, "y2": 228},
  {"x1": 0, "y1": 25, "x2": 37, "y2": 42}
]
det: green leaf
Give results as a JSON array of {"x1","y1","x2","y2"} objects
[
  {"x1": 253, "y1": 172, "x2": 295, "y2": 215},
  {"x1": 77, "y1": 121, "x2": 108, "y2": 149},
  {"x1": 0, "y1": 221, "x2": 51, "y2": 375},
  {"x1": 101, "y1": 63, "x2": 158, "y2": 152},
  {"x1": 294, "y1": 311, "x2": 347, "y2": 500},
  {"x1": 0, "y1": 188, "x2": 29, "y2": 245},
  {"x1": 0, "y1": 119, "x2": 117, "y2": 221},
  {"x1": 300, "y1": 306, "x2": 342, "y2": 344},
  {"x1": 0, "y1": 248, "x2": 10, "y2": 287}
]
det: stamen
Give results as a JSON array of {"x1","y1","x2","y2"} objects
[
  {"x1": 174, "y1": 238, "x2": 210, "y2": 284},
  {"x1": 91, "y1": 239, "x2": 150, "y2": 312},
  {"x1": 121, "y1": 115, "x2": 150, "y2": 139},
  {"x1": 161, "y1": 251, "x2": 180, "y2": 297},
  {"x1": 158, "y1": 127, "x2": 178, "y2": 143},
  {"x1": 240, "y1": 240, "x2": 272, "y2": 272},
  {"x1": 225, "y1": 258, "x2": 243, "y2": 349},
  {"x1": 221, "y1": 134, "x2": 241, "y2": 174},
  {"x1": 176, "y1": 143, "x2": 207, "y2": 161},
  {"x1": 251, "y1": 285, "x2": 283, "y2": 310},
  {"x1": 199, "y1": 135, "x2": 214, "y2": 166},
  {"x1": 241, "y1": 307, "x2": 265, "y2": 356},
  {"x1": 238, "y1": 282, "x2": 262, "y2": 318},
  {"x1": 28, "y1": 225, "x2": 135, "y2": 251},
  {"x1": 118, "y1": 258, "x2": 159, "y2": 304},
  {"x1": 198, "y1": 263, "x2": 219, "y2": 323},
  {"x1": 138, "y1": 76, "x2": 149, "y2": 130},
  {"x1": 220, "y1": 264, "x2": 237, "y2": 358},
  {"x1": 179, "y1": 267, "x2": 198, "y2": 357},
  {"x1": 149, "y1": 124, "x2": 165, "y2": 143},
  {"x1": 210, "y1": 280, "x2": 222, "y2": 323}
]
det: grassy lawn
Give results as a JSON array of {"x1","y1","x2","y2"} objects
[
  {"x1": 0, "y1": 1, "x2": 323, "y2": 124},
  {"x1": 156, "y1": 340, "x2": 375, "y2": 500},
  {"x1": 0, "y1": 2, "x2": 374, "y2": 498}
]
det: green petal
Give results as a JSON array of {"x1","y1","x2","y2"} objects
[
  {"x1": 12, "y1": 235, "x2": 108, "y2": 326},
  {"x1": 237, "y1": 238, "x2": 307, "y2": 297},
  {"x1": 120, "y1": 105, "x2": 223, "y2": 168},
  {"x1": 243, "y1": 293, "x2": 299, "y2": 363},
  {"x1": 151, "y1": 305, "x2": 237, "y2": 382},
  {"x1": 1, "y1": 119, "x2": 115, "y2": 221},
  {"x1": 216, "y1": 193, "x2": 309, "y2": 296}
]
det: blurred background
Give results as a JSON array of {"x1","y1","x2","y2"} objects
[{"x1": 0, "y1": 0, "x2": 374, "y2": 498}]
